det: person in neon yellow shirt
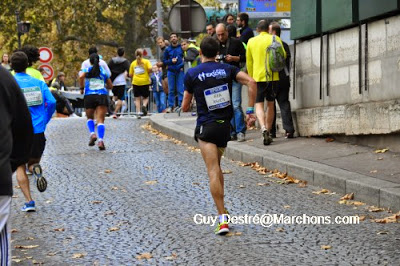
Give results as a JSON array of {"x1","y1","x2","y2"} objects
[{"x1": 129, "y1": 49, "x2": 152, "y2": 117}]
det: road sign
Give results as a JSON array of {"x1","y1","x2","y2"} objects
[
  {"x1": 39, "y1": 47, "x2": 53, "y2": 63},
  {"x1": 39, "y1": 64, "x2": 54, "y2": 81},
  {"x1": 142, "y1": 48, "x2": 153, "y2": 58}
]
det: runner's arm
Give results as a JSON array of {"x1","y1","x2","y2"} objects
[
  {"x1": 42, "y1": 82, "x2": 56, "y2": 124},
  {"x1": 106, "y1": 78, "x2": 113, "y2": 90},
  {"x1": 182, "y1": 91, "x2": 193, "y2": 112},
  {"x1": 236, "y1": 71, "x2": 256, "y2": 110},
  {"x1": 79, "y1": 72, "x2": 85, "y2": 94}
]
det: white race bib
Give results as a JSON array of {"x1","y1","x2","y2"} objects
[
  {"x1": 204, "y1": 84, "x2": 231, "y2": 111},
  {"x1": 134, "y1": 66, "x2": 145, "y2": 75},
  {"x1": 23, "y1": 86, "x2": 43, "y2": 107},
  {"x1": 89, "y1": 78, "x2": 104, "y2": 90}
]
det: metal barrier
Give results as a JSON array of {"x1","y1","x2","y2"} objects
[{"x1": 117, "y1": 85, "x2": 158, "y2": 116}]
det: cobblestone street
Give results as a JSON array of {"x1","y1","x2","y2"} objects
[{"x1": 10, "y1": 118, "x2": 400, "y2": 265}]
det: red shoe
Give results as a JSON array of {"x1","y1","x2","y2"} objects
[
  {"x1": 88, "y1": 134, "x2": 97, "y2": 146},
  {"x1": 98, "y1": 140, "x2": 106, "y2": 150},
  {"x1": 215, "y1": 222, "x2": 229, "y2": 235}
]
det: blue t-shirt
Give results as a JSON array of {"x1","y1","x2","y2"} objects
[
  {"x1": 82, "y1": 66, "x2": 109, "y2": 95},
  {"x1": 14, "y1": 73, "x2": 56, "y2": 134},
  {"x1": 184, "y1": 62, "x2": 240, "y2": 126}
]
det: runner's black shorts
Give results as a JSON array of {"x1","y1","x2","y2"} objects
[
  {"x1": 84, "y1": 94, "x2": 109, "y2": 109},
  {"x1": 256, "y1": 81, "x2": 279, "y2": 103},
  {"x1": 31, "y1": 133, "x2": 46, "y2": 159},
  {"x1": 133, "y1": 84, "x2": 150, "y2": 98},
  {"x1": 112, "y1": 85, "x2": 125, "y2": 99},
  {"x1": 194, "y1": 120, "x2": 231, "y2": 148}
]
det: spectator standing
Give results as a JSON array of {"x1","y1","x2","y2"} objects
[
  {"x1": 51, "y1": 72, "x2": 68, "y2": 91},
  {"x1": 224, "y1": 13, "x2": 235, "y2": 25},
  {"x1": 150, "y1": 65, "x2": 166, "y2": 113},
  {"x1": 1, "y1": 53, "x2": 11, "y2": 71},
  {"x1": 0, "y1": 65, "x2": 33, "y2": 265},
  {"x1": 108, "y1": 47, "x2": 130, "y2": 119},
  {"x1": 156, "y1": 37, "x2": 169, "y2": 97},
  {"x1": 246, "y1": 20, "x2": 286, "y2": 145},
  {"x1": 269, "y1": 21, "x2": 295, "y2": 138},
  {"x1": 163, "y1": 33, "x2": 184, "y2": 112},
  {"x1": 181, "y1": 39, "x2": 200, "y2": 73},
  {"x1": 236, "y1": 13, "x2": 254, "y2": 45},
  {"x1": 206, "y1": 22, "x2": 216, "y2": 38},
  {"x1": 215, "y1": 23, "x2": 247, "y2": 142}
]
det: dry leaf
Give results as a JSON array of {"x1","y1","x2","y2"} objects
[
  {"x1": 375, "y1": 148, "x2": 389, "y2": 154},
  {"x1": 12, "y1": 258, "x2": 24, "y2": 263},
  {"x1": 257, "y1": 183, "x2": 269, "y2": 186},
  {"x1": 339, "y1": 200, "x2": 366, "y2": 206},
  {"x1": 321, "y1": 245, "x2": 332, "y2": 250},
  {"x1": 72, "y1": 253, "x2": 85, "y2": 259},
  {"x1": 165, "y1": 253, "x2": 178, "y2": 260},
  {"x1": 226, "y1": 232, "x2": 242, "y2": 237},
  {"x1": 325, "y1": 138, "x2": 335, "y2": 142},
  {"x1": 192, "y1": 182, "x2": 200, "y2": 186},
  {"x1": 14, "y1": 245, "x2": 39, "y2": 249},
  {"x1": 313, "y1": 189, "x2": 330, "y2": 195},
  {"x1": 25, "y1": 237, "x2": 35, "y2": 240},
  {"x1": 222, "y1": 170, "x2": 232, "y2": 174},
  {"x1": 239, "y1": 185, "x2": 246, "y2": 188},
  {"x1": 11, "y1": 229, "x2": 18, "y2": 233},
  {"x1": 298, "y1": 182, "x2": 307, "y2": 188},
  {"x1": 104, "y1": 169, "x2": 112, "y2": 174},
  {"x1": 14, "y1": 185, "x2": 21, "y2": 189},
  {"x1": 104, "y1": 211, "x2": 116, "y2": 216},
  {"x1": 368, "y1": 206, "x2": 385, "y2": 212},
  {"x1": 91, "y1": 200, "x2": 102, "y2": 204},
  {"x1": 374, "y1": 212, "x2": 400, "y2": 223},
  {"x1": 238, "y1": 162, "x2": 252, "y2": 167},
  {"x1": 276, "y1": 227, "x2": 285, "y2": 232},
  {"x1": 340, "y1": 193, "x2": 354, "y2": 200},
  {"x1": 136, "y1": 253, "x2": 153, "y2": 260},
  {"x1": 145, "y1": 180, "x2": 158, "y2": 185},
  {"x1": 284, "y1": 205, "x2": 291, "y2": 209},
  {"x1": 359, "y1": 215, "x2": 366, "y2": 221},
  {"x1": 111, "y1": 186, "x2": 119, "y2": 190},
  {"x1": 377, "y1": 157, "x2": 384, "y2": 160},
  {"x1": 54, "y1": 228, "x2": 65, "y2": 232},
  {"x1": 108, "y1": 227, "x2": 120, "y2": 232},
  {"x1": 377, "y1": 231, "x2": 389, "y2": 235},
  {"x1": 370, "y1": 170, "x2": 378, "y2": 174},
  {"x1": 47, "y1": 252, "x2": 58, "y2": 256}
]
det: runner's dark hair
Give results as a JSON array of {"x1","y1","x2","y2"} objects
[
  {"x1": 10, "y1": 51, "x2": 28, "y2": 73},
  {"x1": 19, "y1": 45, "x2": 40, "y2": 66},
  {"x1": 86, "y1": 53, "x2": 100, "y2": 78},
  {"x1": 200, "y1": 37, "x2": 219, "y2": 58}
]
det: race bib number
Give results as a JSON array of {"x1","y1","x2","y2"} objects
[
  {"x1": 134, "y1": 66, "x2": 145, "y2": 75},
  {"x1": 23, "y1": 86, "x2": 43, "y2": 107},
  {"x1": 204, "y1": 84, "x2": 231, "y2": 111},
  {"x1": 89, "y1": 78, "x2": 104, "y2": 90}
]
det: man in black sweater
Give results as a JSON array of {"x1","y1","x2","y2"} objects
[
  {"x1": 216, "y1": 23, "x2": 247, "y2": 142},
  {"x1": 0, "y1": 65, "x2": 33, "y2": 264}
]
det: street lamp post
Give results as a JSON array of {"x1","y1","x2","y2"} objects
[
  {"x1": 15, "y1": 10, "x2": 31, "y2": 49},
  {"x1": 15, "y1": 11, "x2": 22, "y2": 49}
]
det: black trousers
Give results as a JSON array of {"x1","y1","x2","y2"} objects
[{"x1": 271, "y1": 81, "x2": 295, "y2": 136}]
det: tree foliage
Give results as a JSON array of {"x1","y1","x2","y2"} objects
[{"x1": 0, "y1": 0, "x2": 217, "y2": 84}]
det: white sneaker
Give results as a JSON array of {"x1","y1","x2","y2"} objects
[{"x1": 237, "y1": 132, "x2": 245, "y2": 142}]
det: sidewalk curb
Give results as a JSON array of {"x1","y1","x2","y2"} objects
[{"x1": 150, "y1": 114, "x2": 400, "y2": 212}]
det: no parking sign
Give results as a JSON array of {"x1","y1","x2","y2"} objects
[
  {"x1": 39, "y1": 47, "x2": 53, "y2": 63},
  {"x1": 39, "y1": 64, "x2": 54, "y2": 81}
]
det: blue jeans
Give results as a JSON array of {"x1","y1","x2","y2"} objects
[
  {"x1": 153, "y1": 91, "x2": 166, "y2": 113},
  {"x1": 230, "y1": 81, "x2": 246, "y2": 135},
  {"x1": 167, "y1": 71, "x2": 184, "y2": 108}
]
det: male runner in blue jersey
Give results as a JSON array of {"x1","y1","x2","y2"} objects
[{"x1": 182, "y1": 37, "x2": 257, "y2": 235}]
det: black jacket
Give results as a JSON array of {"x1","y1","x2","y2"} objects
[
  {"x1": 218, "y1": 37, "x2": 246, "y2": 68},
  {"x1": 0, "y1": 66, "x2": 33, "y2": 196},
  {"x1": 108, "y1": 56, "x2": 130, "y2": 82},
  {"x1": 279, "y1": 41, "x2": 291, "y2": 88}
]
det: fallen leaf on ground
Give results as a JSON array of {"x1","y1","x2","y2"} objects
[
  {"x1": 325, "y1": 138, "x2": 335, "y2": 142},
  {"x1": 12, "y1": 258, "x2": 24, "y2": 263},
  {"x1": 165, "y1": 253, "x2": 178, "y2": 260},
  {"x1": 91, "y1": 200, "x2": 103, "y2": 204},
  {"x1": 45, "y1": 200, "x2": 52, "y2": 204},
  {"x1": 276, "y1": 227, "x2": 285, "y2": 232},
  {"x1": 104, "y1": 169, "x2": 112, "y2": 173},
  {"x1": 340, "y1": 193, "x2": 354, "y2": 200},
  {"x1": 338, "y1": 200, "x2": 366, "y2": 206},
  {"x1": 239, "y1": 185, "x2": 246, "y2": 188},
  {"x1": 257, "y1": 183, "x2": 269, "y2": 186},
  {"x1": 370, "y1": 170, "x2": 378, "y2": 173},
  {"x1": 14, "y1": 245, "x2": 39, "y2": 249},
  {"x1": 12, "y1": 195, "x2": 18, "y2": 198},
  {"x1": 14, "y1": 185, "x2": 21, "y2": 189},
  {"x1": 284, "y1": 205, "x2": 291, "y2": 209},
  {"x1": 111, "y1": 186, "x2": 119, "y2": 190},
  {"x1": 312, "y1": 189, "x2": 330, "y2": 195},
  {"x1": 145, "y1": 180, "x2": 158, "y2": 185},
  {"x1": 375, "y1": 148, "x2": 389, "y2": 153},
  {"x1": 222, "y1": 170, "x2": 232, "y2": 174},
  {"x1": 11, "y1": 229, "x2": 18, "y2": 233},
  {"x1": 25, "y1": 237, "x2": 35, "y2": 240},
  {"x1": 298, "y1": 182, "x2": 307, "y2": 188},
  {"x1": 321, "y1": 245, "x2": 332, "y2": 250},
  {"x1": 359, "y1": 215, "x2": 366, "y2": 221},
  {"x1": 54, "y1": 228, "x2": 65, "y2": 232},
  {"x1": 377, "y1": 157, "x2": 384, "y2": 160},
  {"x1": 192, "y1": 182, "x2": 200, "y2": 186},
  {"x1": 47, "y1": 252, "x2": 58, "y2": 256},
  {"x1": 108, "y1": 227, "x2": 120, "y2": 232},
  {"x1": 32, "y1": 260, "x2": 43, "y2": 265},
  {"x1": 374, "y1": 212, "x2": 400, "y2": 223},
  {"x1": 104, "y1": 211, "x2": 116, "y2": 216},
  {"x1": 368, "y1": 206, "x2": 385, "y2": 212},
  {"x1": 238, "y1": 162, "x2": 252, "y2": 167},
  {"x1": 136, "y1": 253, "x2": 153, "y2": 260},
  {"x1": 226, "y1": 232, "x2": 242, "y2": 237},
  {"x1": 72, "y1": 253, "x2": 85, "y2": 259},
  {"x1": 377, "y1": 231, "x2": 389, "y2": 235}
]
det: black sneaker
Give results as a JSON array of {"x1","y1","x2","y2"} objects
[
  {"x1": 285, "y1": 132, "x2": 294, "y2": 139},
  {"x1": 32, "y1": 164, "x2": 47, "y2": 192},
  {"x1": 231, "y1": 134, "x2": 237, "y2": 141},
  {"x1": 141, "y1": 106, "x2": 148, "y2": 116},
  {"x1": 263, "y1": 130, "x2": 273, "y2": 145}
]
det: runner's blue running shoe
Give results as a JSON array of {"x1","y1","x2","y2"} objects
[{"x1": 21, "y1": 201, "x2": 36, "y2": 212}]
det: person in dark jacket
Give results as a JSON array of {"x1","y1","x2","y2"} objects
[
  {"x1": 269, "y1": 21, "x2": 295, "y2": 138},
  {"x1": 236, "y1": 12, "x2": 254, "y2": 45},
  {"x1": 0, "y1": 65, "x2": 33, "y2": 265},
  {"x1": 162, "y1": 32, "x2": 185, "y2": 112},
  {"x1": 108, "y1": 47, "x2": 130, "y2": 118}
]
